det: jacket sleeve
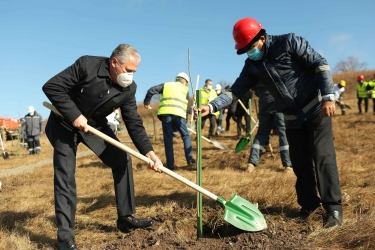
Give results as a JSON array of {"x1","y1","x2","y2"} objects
[
  {"x1": 121, "y1": 85, "x2": 153, "y2": 155},
  {"x1": 39, "y1": 114, "x2": 44, "y2": 133},
  {"x1": 143, "y1": 84, "x2": 164, "y2": 105},
  {"x1": 288, "y1": 33, "x2": 334, "y2": 96},
  {"x1": 42, "y1": 56, "x2": 87, "y2": 123}
]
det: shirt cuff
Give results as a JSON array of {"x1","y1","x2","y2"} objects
[
  {"x1": 207, "y1": 103, "x2": 214, "y2": 113},
  {"x1": 321, "y1": 94, "x2": 334, "y2": 99}
]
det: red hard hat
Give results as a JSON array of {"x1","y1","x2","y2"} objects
[
  {"x1": 233, "y1": 17, "x2": 262, "y2": 51},
  {"x1": 358, "y1": 75, "x2": 364, "y2": 81}
]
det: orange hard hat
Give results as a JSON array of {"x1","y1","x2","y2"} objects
[
  {"x1": 358, "y1": 75, "x2": 364, "y2": 81},
  {"x1": 233, "y1": 17, "x2": 262, "y2": 51}
]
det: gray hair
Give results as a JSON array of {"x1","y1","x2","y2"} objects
[{"x1": 110, "y1": 44, "x2": 141, "y2": 63}]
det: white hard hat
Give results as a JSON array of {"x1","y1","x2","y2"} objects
[
  {"x1": 177, "y1": 72, "x2": 190, "y2": 83},
  {"x1": 28, "y1": 106, "x2": 35, "y2": 113},
  {"x1": 215, "y1": 84, "x2": 222, "y2": 90}
]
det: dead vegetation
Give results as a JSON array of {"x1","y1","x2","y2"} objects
[{"x1": 0, "y1": 71, "x2": 374, "y2": 249}]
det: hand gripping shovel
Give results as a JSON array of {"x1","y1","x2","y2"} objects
[
  {"x1": 43, "y1": 101, "x2": 267, "y2": 232},
  {"x1": 187, "y1": 128, "x2": 228, "y2": 150},
  {"x1": 0, "y1": 131, "x2": 9, "y2": 159}
]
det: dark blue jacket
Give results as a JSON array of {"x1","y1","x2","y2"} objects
[{"x1": 210, "y1": 33, "x2": 334, "y2": 128}]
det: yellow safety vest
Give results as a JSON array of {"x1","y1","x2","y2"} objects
[
  {"x1": 368, "y1": 80, "x2": 375, "y2": 99},
  {"x1": 357, "y1": 83, "x2": 368, "y2": 98},
  {"x1": 200, "y1": 88, "x2": 220, "y2": 116},
  {"x1": 158, "y1": 82, "x2": 188, "y2": 118}
]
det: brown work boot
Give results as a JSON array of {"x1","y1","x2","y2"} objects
[
  {"x1": 284, "y1": 166, "x2": 293, "y2": 173},
  {"x1": 246, "y1": 163, "x2": 255, "y2": 172}
]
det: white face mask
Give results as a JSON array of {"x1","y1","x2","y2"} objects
[
  {"x1": 117, "y1": 72, "x2": 133, "y2": 88},
  {"x1": 116, "y1": 63, "x2": 134, "y2": 88}
]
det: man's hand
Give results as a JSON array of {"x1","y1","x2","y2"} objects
[
  {"x1": 145, "y1": 151, "x2": 162, "y2": 173},
  {"x1": 193, "y1": 104, "x2": 211, "y2": 120},
  {"x1": 144, "y1": 104, "x2": 151, "y2": 110},
  {"x1": 72, "y1": 115, "x2": 89, "y2": 132},
  {"x1": 321, "y1": 100, "x2": 336, "y2": 117}
]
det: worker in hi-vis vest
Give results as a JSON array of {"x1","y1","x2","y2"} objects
[
  {"x1": 144, "y1": 72, "x2": 196, "y2": 170},
  {"x1": 366, "y1": 73, "x2": 375, "y2": 115},
  {"x1": 200, "y1": 79, "x2": 220, "y2": 139},
  {"x1": 357, "y1": 75, "x2": 368, "y2": 114}
]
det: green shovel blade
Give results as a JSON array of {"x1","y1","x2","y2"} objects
[
  {"x1": 235, "y1": 137, "x2": 250, "y2": 153},
  {"x1": 218, "y1": 194, "x2": 267, "y2": 232}
]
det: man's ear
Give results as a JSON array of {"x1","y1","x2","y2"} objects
[{"x1": 110, "y1": 57, "x2": 118, "y2": 68}]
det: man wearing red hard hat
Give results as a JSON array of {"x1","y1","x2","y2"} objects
[
  {"x1": 197, "y1": 17, "x2": 342, "y2": 228},
  {"x1": 357, "y1": 75, "x2": 368, "y2": 114}
]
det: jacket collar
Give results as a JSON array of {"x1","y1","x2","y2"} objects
[
  {"x1": 98, "y1": 58, "x2": 111, "y2": 78},
  {"x1": 263, "y1": 34, "x2": 272, "y2": 58}
]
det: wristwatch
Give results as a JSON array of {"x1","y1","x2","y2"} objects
[{"x1": 322, "y1": 95, "x2": 335, "y2": 102}]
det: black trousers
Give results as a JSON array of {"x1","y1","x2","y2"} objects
[
  {"x1": 357, "y1": 98, "x2": 368, "y2": 113},
  {"x1": 286, "y1": 116, "x2": 342, "y2": 213},
  {"x1": 201, "y1": 114, "x2": 217, "y2": 137},
  {"x1": 53, "y1": 127, "x2": 135, "y2": 241}
]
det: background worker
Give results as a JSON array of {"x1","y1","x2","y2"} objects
[
  {"x1": 197, "y1": 17, "x2": 342, "y2": 228},
  {"x1": 235, "y1": 90, "x2": 252, "y2": 139},
  {"x1": 334, "y1": 80, "x2": 346, "y2": 115},
  {"x1": 366, "y1": 73, "x2": 375, "y2": 115},
  {"x1": 357, "y1": 75, "x2": 368, "y2": 114},
  {"x1": 24, "y1": 106, "x2": 44, "y2": 155},
  {"x1": 224, "y1": 85, "x2": 238, "y2": 132},
  {"x1": 19, "y1": 117, "x2": 28, "y2": 149},
  {"x1": 144, "y1": 72, "x2": 196, "y2": 170},
  {"x1": 106, "y1": 109, "x2": 122, "y2": 134},
  {"x1": 247, "y1": 83, "x2": 292, "y2": 172},
  {"x1": 215, "y1": 84, "x2": 225, "y2": 135},
  {"x1": 43, "y1": 44, "x2": 162, "y2": 250},
  {"x1": 200, "y1": 79, "x2": 219, "y2": 139}
]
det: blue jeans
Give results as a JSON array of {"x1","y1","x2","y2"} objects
[
  {"x1": 161, "y1": 115, "x2": 193, "y2": 169},
  {"x1": 248, "y1": 113, "x2": 291, "y2": 167}
]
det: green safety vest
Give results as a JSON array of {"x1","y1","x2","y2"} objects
[
  {"x1": 368, "y1": 80, "x2": 375, "y2": 99},
  {"x1": 200, "y1": 88, "x2": 220, "y2": 116},
  {"x1": 158, "y1": 82, "x2": 188, "y2": 118},
  {"x1": 357, "y1": 83, "x2": 368, "y2": 98}
]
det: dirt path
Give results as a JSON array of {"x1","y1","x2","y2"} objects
[{"x1": 0, "y1": 151, "x2": 94, "y2": 178}]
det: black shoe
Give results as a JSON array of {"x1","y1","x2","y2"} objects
[
  {"x1": 117, "y1": 215, "x2": 154, "y2": 233},
  {"x1": 324, "y1": 210, "x2": 342, "y2": 228},
  {"x1": 187, "y1": 158, "x2": 196, "y2": 166},
  {"x1": 58, "y1": 237, "x2": 79, "y2": 250},
  {"x1": 299, "y1": 207, "x2": 320, "y2": 218}
]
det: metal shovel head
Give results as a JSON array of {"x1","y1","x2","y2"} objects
[
  {"x1": 222, "y1": 194, "x2": 267, "y2": 232},
  {"x1": 235, "y1": 137, "x2": 250, "y2": 153},
  {"x1": 212, "y1": 140, "x2": 228, "y2": 150}
]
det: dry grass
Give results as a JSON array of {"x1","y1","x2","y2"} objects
[{"x1": 1, "y1": 70, "x2": 375, "y2": 249}]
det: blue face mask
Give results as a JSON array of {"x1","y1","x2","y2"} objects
[{"x1": 246, "y1": 42, "x2": 263, "y2": 61}]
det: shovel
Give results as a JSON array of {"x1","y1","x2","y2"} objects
[
  {"x1": 0, "y1": 131, "x2": 9, "y2": 159},
  {"x1": 187, "y1": 128, "x2": 228, "y2": 150},
  {"x1": 43, "y1": 101, "x2": 267, "y2": 232},
  {"x1": 235, "y1": 120, "x2": 259, "y2": 153}
]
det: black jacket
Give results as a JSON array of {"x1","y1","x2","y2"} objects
[{"x1": 42, "y1": 56, "x2": 153, "y2": 156}]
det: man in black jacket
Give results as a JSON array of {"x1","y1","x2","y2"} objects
[
  {"x1": 197, "y1": 17, "x2": 342, "y2": 229},
  {"x1": 43, "y1": 44, "x2": 162, "y2": 250}
]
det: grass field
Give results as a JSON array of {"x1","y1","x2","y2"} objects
[{"x1": 0, "y1": 71, "x2": 375, "y2": 249}]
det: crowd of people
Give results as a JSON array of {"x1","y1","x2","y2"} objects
[{"x1": 7, "y1": 15, "x2": 369, "y2": 250}]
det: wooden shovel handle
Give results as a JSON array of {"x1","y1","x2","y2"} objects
[{"x1": 43, "y1": 101, "x2": 219, "y2": 201}]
